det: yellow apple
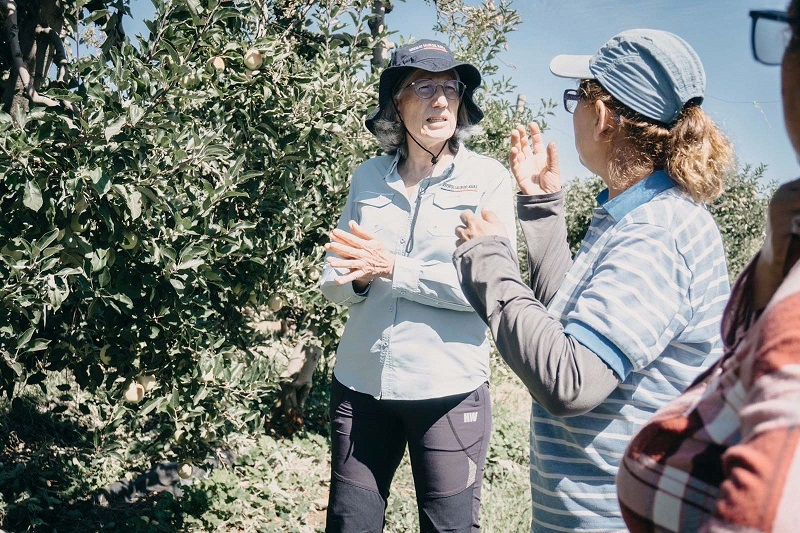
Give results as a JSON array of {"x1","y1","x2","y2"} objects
[
  {"x1": 178, "y1": 463, "x2": 193, "y2": 479},
  {"x1": 267, "y1": 293, "x2": 285, "y2": 312},
  {"x1": 124, "y1": 382, "x2": 145, "y2": 404},
  {"x1": 243, "y1": 49, "x2": 263, "y2": 70},
  {"x1": 136, "y1": 374, "x2": 157, "y2": 391}
]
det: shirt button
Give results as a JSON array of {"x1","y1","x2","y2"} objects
[
  {"x1": 400, "y1": 237, "x2": 406, "y2": 244},
  {"x1": 389, "y1": 306, "x2": 394, "y2": 312},
  {"x1": 400, "y1": 290, "x2": 406, "y2": 295}
]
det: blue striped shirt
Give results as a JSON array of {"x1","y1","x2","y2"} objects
[{"x1": 532, "y1": 171, "x2": 730, "y2": 532}]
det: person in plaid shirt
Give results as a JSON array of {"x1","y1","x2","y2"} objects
[{"x1": 617, "y1": 2, "x2": 800, "y2": 531}]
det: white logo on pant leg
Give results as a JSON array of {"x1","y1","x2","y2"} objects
[
  {"x1": 463, "y1": 411, "x2": 478, "y2": 423},
  {"x1": 466, "y1": 457, "x2": 476, "y2": 487}
]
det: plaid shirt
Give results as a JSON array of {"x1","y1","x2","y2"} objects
[{"x1": 618, "y1": 257, "x2": 800, "y2": 532}]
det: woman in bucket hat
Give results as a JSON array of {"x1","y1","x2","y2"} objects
[
  {"x1": 453, "y1": 30, "x2": 735, "y2": 531},
  {"x1": 319, "y1": 39, "x2": 516, "y2": 532}
]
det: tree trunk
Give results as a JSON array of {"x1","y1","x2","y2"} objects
[
  {"x1": 276, "y1": 325, "x2": 322, "y2": 433},
  {"x1": 368, "y1": 0, "x2": 393, "y2": 71}
]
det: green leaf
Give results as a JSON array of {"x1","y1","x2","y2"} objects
[
  {"x1": 23, "y1": 180, "x2": 43, "y2": 211},
  {"x1": 127, "y1": 190, "x2": 143, "y2": 220},
  {"x1": 104, "y1": 117, "x2": 126, "y2": 141}
]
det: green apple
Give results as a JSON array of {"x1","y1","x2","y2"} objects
[
  {"x1": 178, "y1": 463, "x2": 193, "y2": 479},
  {"x1": 124, "y1": 382, "x2": 145, "y2": 404},
  {"x1": 243, "y1": 49, "x2": 263, "y2": 70},
  {"x1": 208, "y1": 56, "x2": 225, "y2": 72},
  {"x1": 136, "y1": 374, "x2": 157, "y2": 391},
  {"x1": 99, "y1": 344, "x2": 112, "y2": 364},
  {"x1": 267, "y1": 293, "x2": 285, "y2": 312},
  {"x1": 120, "y1": 231, "x2": 138, "y2": 250}
]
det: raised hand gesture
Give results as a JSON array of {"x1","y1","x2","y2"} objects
[{"x1": 509, "y1": 122, "x2": 561, "y2": 195}]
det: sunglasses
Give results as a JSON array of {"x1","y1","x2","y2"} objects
[
  {"x1": 563, "y1": 89, "x2": 581, "y2": 114},
  {"x1": 406, "y1": 79, "x2": 466, "y2": 100}
]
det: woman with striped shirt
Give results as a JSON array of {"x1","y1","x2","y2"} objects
[{"x1": 454, "y1": 30, "x2": 734, "y2": 531}]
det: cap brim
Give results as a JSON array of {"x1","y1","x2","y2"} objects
[{"x1": 549, "y1": 54, "x2": 593, "y2": 79}]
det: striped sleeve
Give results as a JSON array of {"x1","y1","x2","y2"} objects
[{"x1": 564, "y1": 221, "x2": 690, "y2": 378}]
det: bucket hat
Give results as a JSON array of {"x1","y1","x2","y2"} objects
[
  {"x1": 549, "y1": 29, "x2": 705, "y2": 126},
  {"x1": 365, "y1": 39, "x2": 483, "y2": 134}
]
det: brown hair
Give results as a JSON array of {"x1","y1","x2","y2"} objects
[{"x1": 579, "y1": 79, "x2": 734, "y2": 203}]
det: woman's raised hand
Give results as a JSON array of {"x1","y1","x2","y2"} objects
[{"x1": 509, "y1": 123, "x2": 561, "y2": 195}]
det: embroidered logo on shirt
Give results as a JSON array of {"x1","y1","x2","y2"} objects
[{"x1": 441, "y1": 183, "x2": 478, "y2": 193}]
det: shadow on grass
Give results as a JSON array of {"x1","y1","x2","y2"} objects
[
  {"x1": 0, "y1": 364, "x2": 333, "y2": 532},
  {"x1": 0, "y1": 395, "x2": 198, "y2": 532}
]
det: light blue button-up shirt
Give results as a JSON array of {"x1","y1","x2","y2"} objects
[{"x1": 320, "y1": 146, "x2": 517, "y2": 400}]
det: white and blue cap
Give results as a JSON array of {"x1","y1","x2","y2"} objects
[{"x1": 549, "y1": 29, "x2": 706, "y2": 126}]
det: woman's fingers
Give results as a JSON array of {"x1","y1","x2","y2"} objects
[
  {"x1": 331, "y1": 227, "x2": 365, "y2": 247},
  {"x1": 326, "y1": 255, "x2": 365, "y2": 270},
  {"x1": 325, "y1": 241, "x2": 362, "y2": 259},
  {"x1": 529, "y1": 122, "x2": 544, "y2": 156},
  {"x1": 333, "y1": 269, "x2": 365, "y2": 285},
  {"x1": 347, "y1": 220, "x2": 376, "y2": 240}
]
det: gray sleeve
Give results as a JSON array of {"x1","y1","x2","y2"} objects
[
  {"x1": 517, "y1": 190, "x2": 573, "y2": 306},
  {"x1": 453, "y1": 235, "x2": 620, "y2": 417}
]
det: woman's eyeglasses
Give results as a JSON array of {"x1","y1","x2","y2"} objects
[
  {"x1": 563, "y1": 89, "x2": 581, "y2": 114},
  {"x1": 406, "y1": 79, "x2": 466, "y2": 100},
  {"x1": 749, "y1": 9, "x2": 799, "y2": 65}
]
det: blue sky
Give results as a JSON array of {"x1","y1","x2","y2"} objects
[
  {"x1": 388, "y1": 0, "x2": 798, "y2": 185},
  {"x1": 125, "y1": 0, "x2": 798, "y2": 185}
]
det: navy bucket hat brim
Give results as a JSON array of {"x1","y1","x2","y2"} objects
[{"x1": 365, "y1": 39, "x2": 484, "y2": 134}]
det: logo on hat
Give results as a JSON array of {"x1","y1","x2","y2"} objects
[{"x1": 408, "y1": 43, "x2": 449, "y2": 54}]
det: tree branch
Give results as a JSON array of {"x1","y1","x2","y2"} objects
[{"x1": 1, "y1": 0, "x2": 73, "y2": 112}]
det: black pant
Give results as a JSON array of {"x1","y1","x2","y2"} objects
[{"x1": 325, "y1": 378, "x2": 492, "y2": 533}]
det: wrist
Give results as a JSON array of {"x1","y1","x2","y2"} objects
[{"x1": 353, "y1": 280, "x2": 371, "y2": 296}]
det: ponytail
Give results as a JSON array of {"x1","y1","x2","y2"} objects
[
  {"x1": 665, "y1": 105, "x2": 734, "y2": 203},
  {"x1": 581, "y1": 80, "x2": 734, "y2": 203}
]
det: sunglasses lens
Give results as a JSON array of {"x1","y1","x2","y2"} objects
[
  {"x1": 443, "y1": 81, "x2": 464, "y2": 99},
  {"x1": 412, "y1": 80, "x2": 464, "y2": 100}
]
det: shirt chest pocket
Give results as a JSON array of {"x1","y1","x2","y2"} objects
[
  {"x1": 355, "y1": 192, "x2": 395, "y2": 235},
  {"x1": 425, "y1": 190, "x2": 481, "y2": 236}
]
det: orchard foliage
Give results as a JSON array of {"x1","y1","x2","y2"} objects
[
  {"x1": 0, "y1": 0, "x2": 547, "y2": 463},
  {"x1": 1, "y1": 0, "x2": 382, "y2": 459}
]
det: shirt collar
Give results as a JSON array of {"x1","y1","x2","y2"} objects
[
  {"x1": 384, "y1": 143, "x2": 462, "y2": 182},
  {"x1": 596, "y1": 170, "x2": 675, "y2": 221}
]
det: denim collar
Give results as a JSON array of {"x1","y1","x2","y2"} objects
[{"x1": 596, "y1": 170, "x2": 675, "y2": 222}]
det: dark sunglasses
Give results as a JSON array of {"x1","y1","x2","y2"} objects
[
  {"x1": 749, "y1": 9, "x2": 800, "y2": 65},
  {"x1": 563, "y1": 89, "x2": 581, "y2": 114}
]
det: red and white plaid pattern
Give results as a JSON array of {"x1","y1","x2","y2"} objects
[{"x1": 618, "y1": 257, "x2": 800, "y2": 532}]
